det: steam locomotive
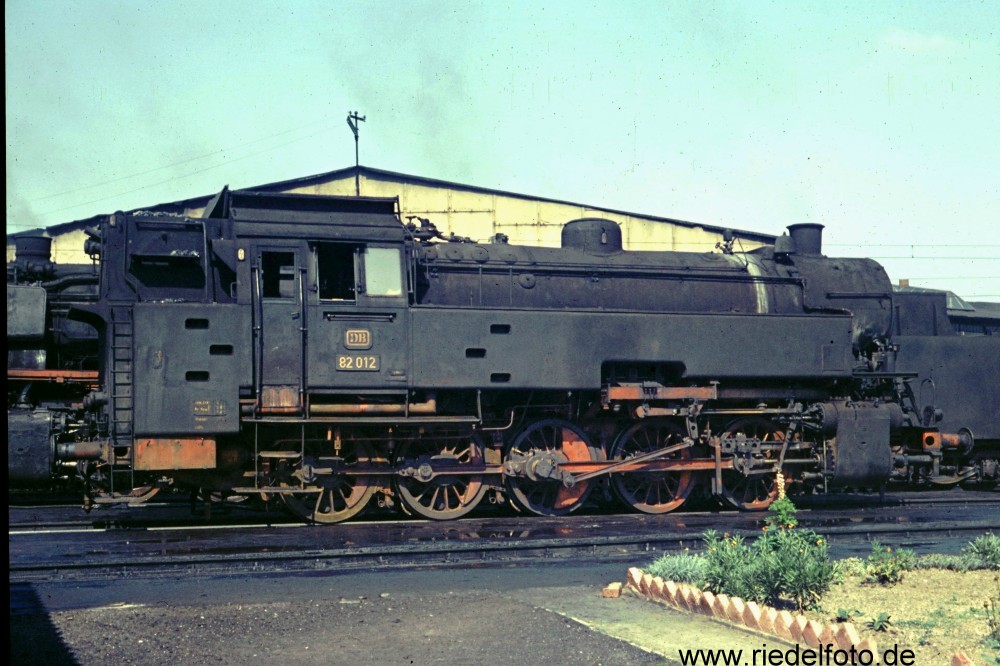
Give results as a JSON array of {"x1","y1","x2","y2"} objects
[{"x1": 8, "y1": 189, "x2": 999, "y2": 522}]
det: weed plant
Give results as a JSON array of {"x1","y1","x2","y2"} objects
[
  {"x1": 864, "y1": 541, "x2": 918, "y2": 584},
  {"x1": 851, "y1": 534, "x2": 1000, "y2": 575},
  {"x1": 832, "y1": 557, "x2": 866, "y2": 582},
  {"x1": 833, "y1": 607, "x2": 863, "y2": 623},
  {"x1": 913, "y1": 553, "x2": 968, "y2": 572},
  {"x1": 986, "y1": 576, "x2": 999, "y2": 644},
  {"x1": 961, "y1": 533, "x2": 1000, "y2": 570},
  {"x1": 646, "y1": 553, "x2": 707, "y2": 585},
  {"x1": 867, "y1": 611, "x2": 893, "y2": 632}
]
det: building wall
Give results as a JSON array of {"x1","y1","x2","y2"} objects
[{"x1": 281, "y1": 173, "x2": 755, "y2": 254}]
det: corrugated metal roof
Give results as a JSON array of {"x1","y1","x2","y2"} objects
[{"x1": 8, "y1": 165, "x2": 777, "y2": 243}]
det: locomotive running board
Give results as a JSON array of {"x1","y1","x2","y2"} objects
[
  {"x1": 603, "y1": 383, "x2": 718, "y2": 403},
  {"x1": 244, "y1": 415, "x2": 480, "y2": 424},
  {"x1": 8, "y1": 368, "x2": 100, "y2": 387}
]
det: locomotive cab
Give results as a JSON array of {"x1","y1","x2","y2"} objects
[{"x1": 243, "y1": 230, "x2": 411, "y2": 415}]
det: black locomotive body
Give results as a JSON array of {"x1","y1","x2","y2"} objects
[{"x1": 9, "y1": 189, "x2": 999, "y2": 520}]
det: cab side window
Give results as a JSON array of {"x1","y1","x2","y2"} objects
[
  {"x1": 363, "y1": 247, "x2": 403, "y2": 297},
  {"x1": 316, "y1": 243, "x2": 403, "y2": 300},
  {"x1": 317, "y1": 243, "x2": 357, "y2": 302}
]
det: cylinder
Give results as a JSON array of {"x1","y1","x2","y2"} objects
[
  {"x1": 8, "y1": 410, "x2": 54, "y2": 487},
  {"x1": 55, "y1": 441, "x2": 106, "y2": 460}
]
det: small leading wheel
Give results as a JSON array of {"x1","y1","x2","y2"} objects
[
  {"x1": 504, "y1": 418, "x2": 601, "y2": 516},
  {"x1": 610, "y1": 419, "x2": 694, "y2": 514},
  {"x1": 394, "y1": 432, "x2": 489, "y2": 520},
  {"x1": 281, "y1": 440, "x2": 378, "y2": 524},
  {"x1": 719, "y1": 417, "x2": 785, "y2": 511}
]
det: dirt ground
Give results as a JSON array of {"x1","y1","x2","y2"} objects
[
  {"x1": 808, "y1": 568, "x2": 999, "y2": 665},
  {"x1": 13, "y1": 592, "x2": 663, "y2": 665}
]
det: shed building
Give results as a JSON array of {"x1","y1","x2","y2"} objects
[{"x1": 8, "y1": 166, "x2": 775, "y2": 265}]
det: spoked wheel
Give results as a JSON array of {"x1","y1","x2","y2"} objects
[
  {"x1": 719, "y1": 417, "x2": 785, "y2": 511},
  {"x1": 504, "y1": 418, "x2": 601, "y2": 516},
  {"x1": 394, "y1": 432, "x2": 489, "y2": 520},
  {"x1": 610, "y1": 419, "x2": 694, "y2": 514},
  {"x1": 281, "y1": 439, "x2": 379, "y2": 524}
]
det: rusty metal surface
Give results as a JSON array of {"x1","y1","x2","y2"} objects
[
  {"x1": 259, "y1": 386, "x2": 300, "y2": 414},
  {"x1": 604, "y1": 385, "x2": 718, "y2": 401},
  {"x1": 7, "y1": 368, "x2": 99, "y2": 384},
  {"x1": 134, "y1": 438, "x2": 216, "y2": 470},
  {"x1": 310, "y1": 398, "x2": 436, "y2": 415}
]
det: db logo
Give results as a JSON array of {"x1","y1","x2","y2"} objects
[{"x1": 345, "y1": 329, "x2": 372, "y2": 349}]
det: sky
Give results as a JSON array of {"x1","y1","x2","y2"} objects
[{"x1": 6, "y1": 0, "x2": 1000, "y2": 301}]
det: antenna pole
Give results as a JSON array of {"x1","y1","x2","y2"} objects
[{"x1": 346, "y1": 111, "x2": 366, "y2": 196}]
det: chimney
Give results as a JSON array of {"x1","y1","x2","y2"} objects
[{"x1": 786, "y1": 223, "x2": 824, "y2": 256}]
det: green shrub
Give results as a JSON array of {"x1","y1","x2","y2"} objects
[
  {"x1": 961, "y1": 533, "x2": 1000, "y2": 570},
  {"x1": 701, "y1": 498, "x2": 833, "y2": 610},
  {"x1": 703, "y1": 531, "x2": 783, "y2": 605},
  {"x1": 864, "y1": 541, "x2": 918, "y2": 584},
  {"x1": 774, "y1": 529, "x2": 835, "y2": 610},
  {"x1": 646, "y1": 553, "x2": 707, "y2": 585}
]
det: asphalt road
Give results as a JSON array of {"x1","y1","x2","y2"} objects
[{"x1": 11, "y1": 560, "x2": 782, "y2": 666}]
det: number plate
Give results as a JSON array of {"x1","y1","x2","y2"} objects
[{"x1": 336, "y1": 355, "x2": 380, "y2": 372}]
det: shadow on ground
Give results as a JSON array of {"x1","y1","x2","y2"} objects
[{"x1": 10, "y1": 583, "x2": 79, "y2": 665}]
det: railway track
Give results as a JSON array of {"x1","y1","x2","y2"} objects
[
  {"x1": 9, "y1": 491, "x2": 998, "y2": 583},
  {"x1": 9, "y1": 487, "x2": 997, "y2": 529}
]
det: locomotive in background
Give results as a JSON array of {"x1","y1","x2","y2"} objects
[
  {"x1": 8, "y1": 235, "x2": 99, "y2": 488},
  {"x1": 7, "y1": 189, "x2": 998, "y2": 521}
]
